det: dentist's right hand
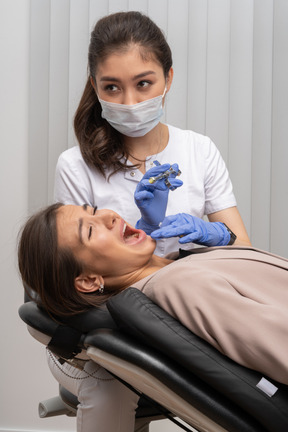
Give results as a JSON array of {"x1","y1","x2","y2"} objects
[{"x1": 134, "y1": 163, "x2": 183, "y2": 234}]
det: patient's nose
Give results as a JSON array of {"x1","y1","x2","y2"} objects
[{"x1": 97, "y1": 210, "x2": 119, "y2": 229}]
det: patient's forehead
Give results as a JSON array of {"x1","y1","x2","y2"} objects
[{"x1": 56, "y1": 205, "x2": 82, "y2": 249}]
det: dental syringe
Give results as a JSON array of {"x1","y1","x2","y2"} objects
[{"x1": 148, "y1": 163, "x2": 181, "y2": 191}]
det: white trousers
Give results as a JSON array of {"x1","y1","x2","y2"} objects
[{"x1": 46, "y1": 350, "x2": 150, "y2": 432}]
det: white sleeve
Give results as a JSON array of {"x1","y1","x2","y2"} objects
[
  {"x1": 54, "y1": 151, "x2": 94, "y2": 206},
  {"x1": 203, "y1": 139, "x2": 237, "y2": 214}
]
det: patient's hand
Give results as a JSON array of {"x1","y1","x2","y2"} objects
[{"x1": 134, "y1": 162, "x2": 183, "y2": 234}]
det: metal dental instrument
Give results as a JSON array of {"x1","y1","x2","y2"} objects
[{"x1": 148, "y1": 165, "x2": 182, "y2": 191}]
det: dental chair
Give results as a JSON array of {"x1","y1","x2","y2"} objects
[{"x1": 19, "y1": 287, "x2": 288, "y2": 432}]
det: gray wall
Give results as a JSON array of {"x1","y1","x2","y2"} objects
[{"x1": 1, "y1": 1, "x2": 287, "y2": 431}]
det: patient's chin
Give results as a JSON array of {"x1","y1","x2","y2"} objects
[{"x1": 148, "y1": 236, "x2": 157, "y2": 250}]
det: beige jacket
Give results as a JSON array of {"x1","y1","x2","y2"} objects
[{"x1": 133, "y1": 246, "x2": 288, "y2": 384}]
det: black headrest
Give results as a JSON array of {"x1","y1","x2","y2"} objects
[
  {"x1": 19, "y1": 298, "x2": 117, "y2": 359},
  {"x1": 22, "y1": 282, "x2": 117, "y2": 332},
  {"x1": 19, "y1": 300, "x2": 117, "y2": 333},
  {"x1": 62, "y1": 306, "x2": 117, "y2": 333}
]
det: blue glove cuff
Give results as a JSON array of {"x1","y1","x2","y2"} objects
[
  {"x1": 135, "y1": 218, "x2": 160, "y2": 235},
  {"x1": 215, "y1": 222, "x2": 231, "y2": 246}
]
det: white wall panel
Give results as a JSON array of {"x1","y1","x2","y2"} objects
[
  {"x1": 187, "y1": 0, "x2": 208, "y2": 134},
  {"x1": 166, "y1": 0, "x2": 189, "y2": 128},
  {"x1": 228, "y1": 0, "x2": 254, "y2": 233},
  {"x1": 29, "y1": 0, "x2": 50, "y2": 210},
  {"x1": 148, "y1": 0, "x2": 168, "y2": 121},
  {"x1": 68, "y1": 0, "x2": 90, "y2": 149},
  {"x1": 89, "y1": 0, "x2": 109, "y2": 28},
  {"x1": 205, "y1": 0, "x2": 230, "y2": 161},
  {"x1": 271, "y1": 0, "x2": 288, "y2": 257},
  {"x1": 148, "y1": 0, "x2": 168, "y2": 30},
  {"x1": 128, "y1": 0, "x2": 148, "y2": 12},
  {"x1": 48, "y1": 0, "x2": 70, "y2": 199},
  {"x1": 251, "y1": 0, "x2": 273, "y2": 251},
  {"x1": 109, "y1": 0, "x2": 129, "y2": 13},
  {"x1": 1, "y1": 2, "x2": 76, "y2": 431}
]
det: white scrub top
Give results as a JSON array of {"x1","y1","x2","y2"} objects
[{"x1": 54, "y1": 124, "x2": 236, "y2": 257}]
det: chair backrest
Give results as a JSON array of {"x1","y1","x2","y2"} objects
[{"x1": 107, "y1": 288, "x2": 288, "y2": 432}]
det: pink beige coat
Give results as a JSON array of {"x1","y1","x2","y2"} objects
[{"x1": 133, "y1": 246, "x2": 288, "y2": 385}]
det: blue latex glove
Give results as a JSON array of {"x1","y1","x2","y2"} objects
[
  {"x1": 134, "y1": 163, "x2": 183, "y2": 234},
  {"x1": 151, "y1": 213, "x2": 231, "y2": 246}
]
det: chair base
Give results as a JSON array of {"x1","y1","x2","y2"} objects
[{"x1": 38, "y1": 395, "x2": 76, "y2": 418}]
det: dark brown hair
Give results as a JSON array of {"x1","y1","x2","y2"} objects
[
  {"x1": 18, "y1": 204, "x2": 113, "y2": 317},
  {"x1": 74, "y1": 11, "x2": 173, "y2": 178}
]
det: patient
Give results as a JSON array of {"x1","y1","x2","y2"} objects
[{"x1": 18, "y1": 203, "x2": 288, "y2": 385}]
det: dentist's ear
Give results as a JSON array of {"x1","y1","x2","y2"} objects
[
  {"x1": 75, "y1": 274, "x2": 104, "y2": 294},
  {"x1": 90, "y1": 76, "x2": 97, "y2": 91},
  {"x1": 165, "y1": 67, "x2": 174, "y2": 93}
]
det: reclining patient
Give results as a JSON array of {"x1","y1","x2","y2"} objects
[{"x1": 18, "y1": 199, "x2": 288, "y2": 386}]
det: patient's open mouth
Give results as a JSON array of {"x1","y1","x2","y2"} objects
[{"x1": 122, "y1": 222, "x2": 145, "y2": 244}]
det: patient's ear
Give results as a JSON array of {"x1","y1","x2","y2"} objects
[{"x1": 75, "y1": 274, "x2": 104, "y2": 294}]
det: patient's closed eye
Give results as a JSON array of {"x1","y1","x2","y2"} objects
[{"x1": 88, "y1": 207, "x2": 98, "y2": 239}]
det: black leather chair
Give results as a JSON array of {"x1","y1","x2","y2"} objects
[
  {"x1": 19, "y1": 287, "x2": 288, "y2": 432},
  {"x1": 19, "y1": 293, "x2": 170, "y2": 432}
]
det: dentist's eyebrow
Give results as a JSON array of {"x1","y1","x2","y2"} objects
[
  {"x1": 133, "y1": 71, "x2": 156, "y2": 80},
  {"x1": 100, "y1": 71, "x2": 156, "y2": 82},
  {"x1": 100, "y1": 76, "x2": 119, "y2": 82}
]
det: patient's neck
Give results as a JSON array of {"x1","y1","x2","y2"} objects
[
  {"x1": 106, "y1": 254, "x2": 173, "y2": 292},
  {"x1": 137, "y1": 254, "x2": 173, "y2": 281}
]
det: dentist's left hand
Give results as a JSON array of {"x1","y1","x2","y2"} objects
[
  {"x1": 151, "y1": 213, "x2": 231, "y2": 246},
  {"x1": 134, "y1": 163, "x2": 183, "y2": 234}
]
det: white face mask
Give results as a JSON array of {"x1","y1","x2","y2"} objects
[{"x1": 98, "y1": 88, "x2": 166, "y2": 137}]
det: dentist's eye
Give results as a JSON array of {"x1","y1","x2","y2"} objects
[
  {"x1": 138, "y1": 80, "x2": 151, "y2": 89},
  {"x1": 104, "y1": 84, "x2": 119, "y2": 93}
]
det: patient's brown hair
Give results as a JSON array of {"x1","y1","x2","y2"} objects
[{"x1": 18, "y1": 203, "x2": 112, "y2": 318}]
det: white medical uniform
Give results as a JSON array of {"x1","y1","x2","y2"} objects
[
  {"x1": 49, "y1": 124, "x2": 237, "y2": 432},
  {"x1": 54, "y1": 124, "x2": 236, "y2": 257}
]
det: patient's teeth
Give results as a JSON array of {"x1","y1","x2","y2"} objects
[{"x1": 123, "y1": 223, "x2": 127, "y2": 235}]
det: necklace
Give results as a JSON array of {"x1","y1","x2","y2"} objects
[
  {"x1": 127, "y1": 123, "x2": 167, "y2": 173},
  {"x1": 147, "y1": 123, "x2": 163, "y2": 168}
]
